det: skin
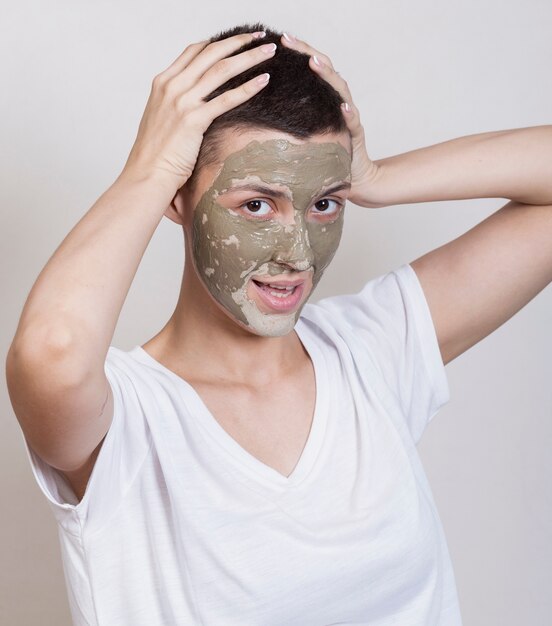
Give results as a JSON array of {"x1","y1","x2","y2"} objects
[
  {"x1": 151, "y1": 128, "x2": 351, "y2": 389},
  {"x1": 189, "y1": 137, "x2": 352, "y2": 336}
]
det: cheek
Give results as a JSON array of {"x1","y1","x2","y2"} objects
[
  {"x1": 309, "y1": 215, "x2": 344, "y2": 276},
  {"x1": 192, "y1": 202, "x2": 277, "y2": 292}
]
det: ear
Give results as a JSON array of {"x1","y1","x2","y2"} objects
[{"x1": 164, "y1": 187, "x2": 189, "y2": 226}]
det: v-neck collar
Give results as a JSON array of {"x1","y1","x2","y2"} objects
[{"x1": 128, "y1": 318, "x2": 329, "y2": 490}]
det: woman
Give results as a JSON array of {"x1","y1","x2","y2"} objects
[{"x1": 7, "y1": 23, "x2": 551, "y2": 625}]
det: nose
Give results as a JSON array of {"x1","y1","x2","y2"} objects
[{"x1": 272, "y1": 223, "x2": 315, "y2": 271}]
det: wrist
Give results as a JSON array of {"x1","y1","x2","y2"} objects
[
  {"x1": 110, "y1": 168, "x2": 182, "y2": 212},
  {"x1": 116, "y1": 166, "x2": 182, "y2": 200},
  {"x1": 350, "y1": 160, "x2": 389, "y2": 208}
]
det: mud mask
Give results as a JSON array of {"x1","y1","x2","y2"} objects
[{"x1": 191, "y1": 139, "x2": 351, "y2": 336}]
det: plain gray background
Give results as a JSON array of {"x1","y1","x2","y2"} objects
[{"x1": 2, "y1": 0, "x2": 551, "y2": 624}]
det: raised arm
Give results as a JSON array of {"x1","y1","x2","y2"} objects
[
  {"x1": 281, "y1": 34, "x2": 552, "y2": 366},
  {"x1": 364, "y1": 127, "x2": 552, "y2": 364},
  {"x1": 5, "y1": 31, "x2": 273, "y2": 484}
]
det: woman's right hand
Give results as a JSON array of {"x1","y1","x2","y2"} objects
[{"x1": 121, "y1": 31, "x2": 274, "y2": 193}]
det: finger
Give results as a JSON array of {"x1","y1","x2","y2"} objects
[
  {"x1": 281, "y1": 34, "x2": 362, "y2": 140},
  {"x1": 341, "y1": 101, "x2": 366, "y2": 144},
  {"x1": 308, "y1": 55, "x2": 353, "y2": 103},
  {"x1": 189, "y1": 42, "x2": 276, "y2": 100},
  {"x1": 305, "y1": 56, "x2": 364, "y2": 141},
  {"x1": 160, "y1": 41, "x2": 210, "y2": 80},
  {"x1": 181, "y1": 31, "x2": 267, "y2": 88},
  {"x1": 200, "y1": 73, "x2": 270, "y2": 122},
  {"x1": 280, "y1": 33, "x2": 335, "y2": 70}
]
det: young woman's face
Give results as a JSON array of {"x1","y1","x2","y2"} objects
[{"x1": 187, "y1": 129, "x2": 352, "y2": 337}]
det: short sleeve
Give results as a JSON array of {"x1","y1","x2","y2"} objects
[
  {"x1": 21, "y1": 346, "x2": 152, "y2": 534},
  {"x1": 313, "y1": 263, "x2": 449, "y2": 444}
]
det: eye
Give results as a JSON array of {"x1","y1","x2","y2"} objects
[
  {"x1": 312, "y1": 198, "x2": 341, "y2": 215},
  {"x1": 242, "y1": 199, "x2": 272, "y2": 217}
]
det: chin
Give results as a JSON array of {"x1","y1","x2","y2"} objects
[
  {"x1": 199, "y1": 272, "x2": 310, "y2": 337},
  {"x1": 228, "y1": 278, "x2": 312, "y2": 337},
  {"x1": 231, "y1": 292, "x2": 300, "y2": 337}
]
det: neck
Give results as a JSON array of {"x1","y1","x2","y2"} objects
[{"x1": 147, "y1": 267, "x2": 304, "y2": 386}]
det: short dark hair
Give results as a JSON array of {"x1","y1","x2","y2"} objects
[{"x1": 188, "y1": 22, "x2": 347, "y2": 188}]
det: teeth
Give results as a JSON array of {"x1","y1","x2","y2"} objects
[
  {"x1": 254, "y1": 279, "x2": 299, "y2": 299},
  {"x1": 269, "y1": 289, "x2": 292, "y2": 298}
]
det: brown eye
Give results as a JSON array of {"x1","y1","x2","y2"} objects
[
  {"x1": 313, "y1": 199, "x2": 340, "y2": 214},
  {"x1": 242, "y1": 200, "x2": 271, "y2": 216},
  {"x1": 246, "y1": 200, "x2": 262, "y2": 212}
]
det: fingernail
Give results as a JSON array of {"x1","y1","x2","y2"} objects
[
  {"x1": 261, "y1": 42, "x2": 277, "y2": 54},
  {"x1": 283, "y1": 32, "x2": 295, "y2": 43},
  {"x1": 342, "y1": 102, "x2": 351, "y2": 113},
  {"x1": 313, "y1": 55, "x2": 323, "y2": 67},
  {"x1": 256, "y1": 73, "x2": 270, "y2": 84},
  {"x1": 252, "y1": 31, "x2": 266, "y2": 39}
]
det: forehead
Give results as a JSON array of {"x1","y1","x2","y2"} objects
[{"x1": 200, "y1": 129, "x2": 352, "y2": 195}]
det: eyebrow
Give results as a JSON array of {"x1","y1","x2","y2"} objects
[{"x1": 220, "y1": 182, "x2": 351, "y2": 200}]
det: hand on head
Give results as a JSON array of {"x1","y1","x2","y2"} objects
[
  {"x1": 280, "y1": 32, "x2": 379, "y2": 206},
  {"x1": 122, "y1": 31, "x2": 273, "y2": 192},
  {"x1": 122, "y1": 25, "x2": 377, "y2": 206}
]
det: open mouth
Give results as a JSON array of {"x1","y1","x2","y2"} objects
[
  {"x1": 251, "y1": 279, "x2": 305, "y2": 312},
  {"x1": 252, "y1": 280, "x2": 298, "y2": 297}
]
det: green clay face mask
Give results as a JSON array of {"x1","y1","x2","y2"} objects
[{"x1": 191, "y1": 138, "x2": 352, "y2": 337}]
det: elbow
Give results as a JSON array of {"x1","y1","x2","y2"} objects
[{"x1": 7, "y1": 325, "x2": 88, "y2": 389}]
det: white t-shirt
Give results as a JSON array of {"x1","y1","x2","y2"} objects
[{"x1": 23, "y1": 263, "x2": 463, "y2": 625}]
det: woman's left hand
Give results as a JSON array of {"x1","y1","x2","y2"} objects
[{"x1": 280, "y1": 33, "x2": 382, "y2": 207}]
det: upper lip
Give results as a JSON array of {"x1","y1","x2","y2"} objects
[{"x1": 252, "y1": 277, "x2": 306, "y2": 287}]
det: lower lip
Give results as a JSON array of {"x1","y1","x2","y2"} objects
[{"x1": 251, "y1": 280, "x2": 306, "y2": 313}]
